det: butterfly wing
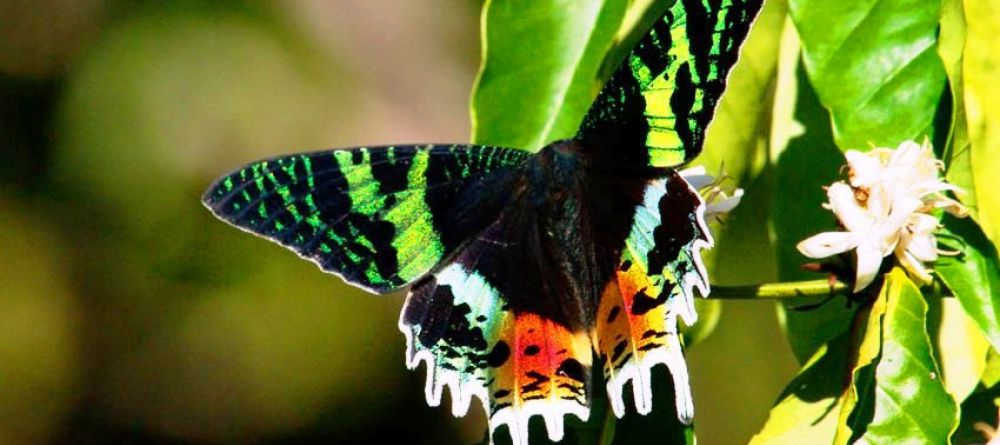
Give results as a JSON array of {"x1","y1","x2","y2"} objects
[
  {"x1": 577, "y1": 0, "x2": 764, "y2": 168},
  {"x1": 594, "y1": 170, "x2": 711, "y2": 423},
  {"x1": 399, "y1": 179, "x2": 595, "y2": 445},
  {"x1": 578, "y1": 0, "x2": 763, "y2": 424},
  {"x1": 202, "y1": 145, "x2": 530, "y2": 293}
]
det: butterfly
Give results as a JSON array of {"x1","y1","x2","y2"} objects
[{"x1": 203, "y1": 1, "x2": 762, "y2": 444}]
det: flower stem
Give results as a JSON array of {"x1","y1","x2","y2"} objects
[{"x1": 709, "y1": 279, "x2": 849, "y2": 300}]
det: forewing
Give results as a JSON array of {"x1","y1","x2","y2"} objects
[
  {"x1": 594, "y1": 170, "x2": 712, "y2": 422},
  {"x1": 202, "y1": 145, "x2": 530, "y2": 293},
  {"x1": 399, "y1": 202, "x2": 593, "y2": 445},
  {"x1": 577, "y1": 0, "x2": 764, "y2": 168}
]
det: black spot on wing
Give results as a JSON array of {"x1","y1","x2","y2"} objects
[
  {"x1": 556, "y1": 358, "x2": 586, "y2": 383},
  {"x1": 369, "y1": 147, "x2": 413, "y2": 195},
  {"x1": 521, "y1": 371, "x2": 550, "y2": 394},
  {"x1": 607, "y1": 305, "x2": 622, "y2": 324},
  {"x1": 410, "y1": 282, "x2": 455, "y2": 348},
  {"x1": 647, "y1": 172, "x2": 701, "y2": 274},
  {"x1": 487, "y1": 341, "x2": 511, "y2": 368},
  {"x1": 610, "y1": 340, "x2": 627, "y2": 364},
  {"x1": 630, "y1": 286, "x2": 668, "y2": 316},
  {"x1": 682, "y1": 0, "x2": 714, "y2": 81},
  {"x1": 670, "y1": 63, "x2": 699, "y2": 157},
  {"x1": 634, "y1": 15, "x2": 675, "y2": 75}
]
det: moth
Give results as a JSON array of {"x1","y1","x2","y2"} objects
[{"x1": 203, "y1": 1, "x2": 763, "y2": 444}]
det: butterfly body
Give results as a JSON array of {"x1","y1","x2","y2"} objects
[{"x1": 203, "y1": 1, "x2": 763, "y2": 443}]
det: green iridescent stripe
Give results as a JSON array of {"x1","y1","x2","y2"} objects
[
  {"x1": 632, "y1": 0, "x2": 753, "y2": 167},
  {"x1": 385, "y1": 149, "x2": 445, "y2": 281}
]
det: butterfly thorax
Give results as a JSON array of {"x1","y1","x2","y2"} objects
[{"x1": 481, "y1": 140, "x2": 590, "y2": 332}]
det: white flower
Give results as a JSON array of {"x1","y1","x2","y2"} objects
[
  {"x1": 680, "y1": 166, "x2": 744, "y2": 219},
  {"x1": 797, "y1": 139, "x2": 968, "y2": 292}
]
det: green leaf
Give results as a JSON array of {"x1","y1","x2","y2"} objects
[
  {"x1": 964, "y1": 0, "x2": 1000, "y2": 246},
  {"x1": 749, "y1": 331, "x2": 851, "y2": 445},
  {"x1": 938, "y1": 0, "x2": 978, "y2": 220},
  {"x1": 470, "y1": 0, "x2": 628, "y2": 149},
  {"x1": 836, "y1": 269, "x2": 958, "y2": 444},
  {"x1": 937, "y1": 214, "x2": 1000, "y2": 353},
  {"x1": 982, "y1": 348, "x2": 1000, "y2": 389},
  {"x1": 788, "y1": 0, "x2": 947, "y2": 151}
]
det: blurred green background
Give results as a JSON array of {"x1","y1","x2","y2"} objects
[{"x1": 0, "y1": 1, "x2": 798, "y2": 444}]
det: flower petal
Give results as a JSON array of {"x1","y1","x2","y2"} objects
[
  {"x1": 679, "y1": 166, "x2": 713, "y2": 190},
  {"x1": 906, "y1": 233, "x2": 938, "y2": 263},
  {"x1": 827, "y1": 182, "x2": 872, "y2": 232},
  {"x1": 885, "y1": 195, "x2": 924, "y2": 232},
  {"x1": 896, "y1": 245, "x2": 934, "y2": 285},
  {"x1": 797, "y1": 231, "x2": 858, "y2": 259},
  {"x1": 890, "y1": 140, "x2": 923, "y2": 167},
  {"x1": 706, "y1": 189, "x2": 743, "y2": 217},
  {"x1": 854, "y1": 241, "x2": 885, "y2": 292},
  {"x1": 933, "y1": 195, "x2": 971, "y2": 217},
  {"x1": 845, "y1": 150, "x2": 884, "y2": 188}
]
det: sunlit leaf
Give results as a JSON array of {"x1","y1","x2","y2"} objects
[
  {"x1": 937, "y1": 215, "x2": 1000, "y2": 353},
  {"x1": 938, "y1": 0, "x2": 978, "y2": 220},
  {"x1": 931, "y1": 298, "x2": 991, "y2": 402},
  {"x1": 788, "y1": 0, "x2": 947, "y2": 151},
  {"x1": 835, "y1": 269, "x2": 958, "y2": 444},
  {"x1": 964, "y1": 0, "x2": 1000, "y2": 245},
  {"x1": 749, "y1": 332, "x2": 851, "y2": 445},
  {"x1": 983, "y1": 349, "x2": 1000, "y2": 388},
  {"x1": 470, "y1": 0, "x2": 628, "y2": 149}
]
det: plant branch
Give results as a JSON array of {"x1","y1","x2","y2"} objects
[{"x1": 709, "y1": 279, "x2": 849, "y2": 300}]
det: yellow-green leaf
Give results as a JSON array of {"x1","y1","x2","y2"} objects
[
  {"x1": 964, "y1": 0, "x2": 1000, "y2": 245},
  {"x1": 938, "y1": 0, "x2": 978, "y2": 220},
  {"x1": 749, "y1": 332, "x2": 851, "y2": 445},
  {"x1": 937, "y1": 215, "x2": 1000, "y2": 354},
  {"x1": 932, "y1": 298, "x2": 991, "y2": 402},
  {"x1": 836, "y1": 269, "x2": 959, "y2": 444}
]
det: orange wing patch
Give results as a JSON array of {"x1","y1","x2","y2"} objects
[
  {"x1": 400, "y1": 263, "x2": 594, "y2": 445},
  {"x1": 489, "y1": 312, "x2": 592, "y2": 444},
  {"x1": 595, "y1": 260, "x2": 692, "y2": 421}
]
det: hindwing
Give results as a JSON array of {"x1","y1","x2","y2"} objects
[
  {"x1": 399, "y1": 183, "x2": 595, "y2": 445},
  {"x1": 594, "y1": 170, "x2": 712, "y2": 423}
]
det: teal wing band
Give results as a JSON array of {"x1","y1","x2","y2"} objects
[
  {"x1": 202, "y1": 145, "x2": 530, "y2": 293},
  {"x1": 577, "y1": 0, "x2": 763, "y2": 168}
]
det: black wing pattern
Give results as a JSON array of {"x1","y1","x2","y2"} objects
[{"x1": 203, "y1": 145, "x2": 529, "y2": 292}]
